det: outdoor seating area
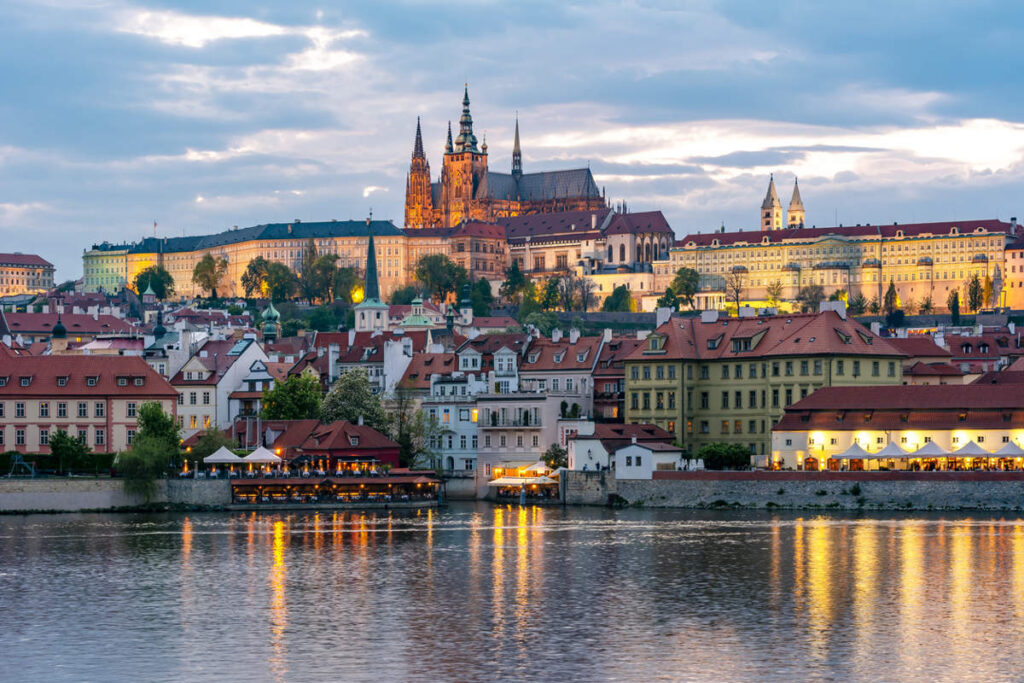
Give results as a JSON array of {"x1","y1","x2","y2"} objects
[
  {"x1": 805, "y1": 440, "x2": 1024, "y2": 472},
  {"x1": 229, "y1": 474, "x2": 440, "y2": 507}
]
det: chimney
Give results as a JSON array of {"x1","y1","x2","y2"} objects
[
  {"x1": 870, "y1": 322, "x2": 881, "y2": 336},
  {"x1": 552, "y1": 328, "x2": 562, "y2": 343},
  {"x1": 631, "y1": 435, "x2": 637, "y2": 444},
  {"x1": 591, "y1": 213, "x2": 597, "y2": 230},
  {"x1": 329, "y1": 343, "x2": 340, "y2": 381},
  {"x1": 656, "y1": 307, "x2": 672, "y2": 327},
  {"x1": 569, "y1": 328, "x2": 580, "y2": 344},
  {"x1": 357, "y1": 415, "x2": 364, "y2": 426},
  {"x1": 348, "y1": 328, "x2": 356, "y2": 347},
  {"x1": 700, "y1": 310, "x2": 719, "y2": 324},
  {"x1": 603, "y1": 328, "x2": 612, "y2": 343}
]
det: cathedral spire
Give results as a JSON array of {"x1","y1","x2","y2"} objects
[
  {"x1": 445, "y1": 121, "x2": 453, "y2": 154},
  {"x1": 512, "y1": 114, "x2": 522, "y2": 179},
  {"x1": 412, "y1": 116, "x2": 425, "y2": 160},
  {"x1": 363, "y1": 216, "x2": 381, "y2": 303},
  {"x1": 761, "y1": 173, "x2": 783, "y2": 231},
  {"x1": 454, "y1": 84, "x2": 479, "y2": 153},
  {"x1": 787, "y1": 177, "x2": 805, "y2": 228}
]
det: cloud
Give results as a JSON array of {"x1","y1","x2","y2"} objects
[
  {"x1": 362, "y1": 186, "x2": 387, "y2": 198},
  {"x1": 113, "y1": 9, "x2": 290, "y2": 48}
]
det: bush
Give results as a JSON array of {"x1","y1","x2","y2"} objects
[
  {"x1": 850, "y1": 482, "x2": 861, "y2": 496},
  {"x1": 698, "y1": 443, "x2": 751, "y2": 470}
]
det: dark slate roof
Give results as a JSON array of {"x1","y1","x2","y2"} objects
[
  {"x1": 604, "y1": 211, "x2": 673, "y2": 235},
  {"x1": 517, "y1": 169, "x2": 601, "y2": 201},
  {"x1": 431, "y1": 182, "x2": 442, "y2": 207},
  {"x1": 105, "y1": 221, "x2": 402, "y2": 255},
  {"x1": 501, "y1": 208, "x2": 613, "y2": 241}
]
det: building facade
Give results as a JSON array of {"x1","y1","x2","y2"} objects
[{"x1": 0, "y1": 253, "x2": 55, "y2": 296}]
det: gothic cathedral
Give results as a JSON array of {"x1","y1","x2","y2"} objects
[{"x1": 404, "y1": 87, "x2": 606, "y2": 229}]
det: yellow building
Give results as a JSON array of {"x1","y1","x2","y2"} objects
[{"x1": 0, "y1": 253, "x2": 55, "y2": 296}]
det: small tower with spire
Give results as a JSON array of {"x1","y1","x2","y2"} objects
[
  {"x1": 761, "y1": 174, "x2": 783, "y2": 232},
  {"x1": 354, "y1": 215, "x2": 388, "y2": 332},
  {"x1": 787, "y1": 177, "x2": 805, "y2": 228},
  {"x1": 404, "y1": 117, "x2": 435, "y2": 229},
  {"x1": 440, "y1": 85, "x2": 490, "y2": 227},
  {"x1": 261, "y1": 301, "x2": 281, "y2": 343},
  {"x1": 511, "y1": 115, "x2": 523, "y2": 180},
  {"x1": 50, "y1": 312, "x2": 68, "y2": 354}
]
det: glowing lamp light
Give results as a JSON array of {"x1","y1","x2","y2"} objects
[{"x1": 350, "y1": 285, "x2": 365, "y2": 304}]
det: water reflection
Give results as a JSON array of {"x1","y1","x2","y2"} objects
[{"x1": 7, "y1": 508, "x2": 1024, "y2": 682}]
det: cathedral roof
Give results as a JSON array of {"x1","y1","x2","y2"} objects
[
  {"x1": 500, "y1": 208, "x2": 613, "y2": 241},
  {"x1": 486, "y1": 168, "x2": 601, "y2": 203},
  {"x1": 604, "y1": 211, "x2": 674, "y2": 235}
]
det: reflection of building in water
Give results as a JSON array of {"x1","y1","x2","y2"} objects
[{"x1": 269, "y1": 520, "x2": 287, "y2": 682}]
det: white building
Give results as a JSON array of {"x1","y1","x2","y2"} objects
[{"x1": 613, "y1": 442, "x2": 683, "y2": 479}]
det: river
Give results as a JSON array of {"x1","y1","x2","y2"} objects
[{"x1": 3, "y1": 503, "x2": 1024, "y2": 682}]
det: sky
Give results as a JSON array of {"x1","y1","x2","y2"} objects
[{"x1": 3, "y1": 0, "x2": 1024, "y2": 281}]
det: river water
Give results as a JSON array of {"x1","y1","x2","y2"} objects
[{"x1": 3, "y1": 504, "x2": 1024, "y2": 682}]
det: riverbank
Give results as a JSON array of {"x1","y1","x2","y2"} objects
[{"x1": 563, "y1": 470, "x2": 1024, "y2": 510}]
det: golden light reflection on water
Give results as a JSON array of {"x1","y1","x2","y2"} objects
[
  {"x1": 851, "y1": 523, "x2": 878, "y2": 664},
  {"x1": 949, "y1": 521, "x2": 972, "y2": 667},
  {"x1": 792, "y1": 519, "x2": 805, "y2": 622},
  {"x1": 269, "y1": 520, "x2": 288, "y2": 682},
  {"x1": 492, "y1": 506, "x2": 505, "y2": 642},
  {"x1": 514, "y1": 506, "x2": 530, "y2": 644},
  {"x1": 1014, "y1": 524, "x2": 1024, "y2": 621},
  {"x1": 805, "y1": 520, "x2": 833, "y2": 665},
  {"x1": 899, "y1": 520, "x2": 925, "y2": 674}
]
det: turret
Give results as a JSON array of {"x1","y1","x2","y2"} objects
[
  {"x1": 511, "y1": 115, "x2": 522, "y2": 180},
  {"x1": 761, "y1": 174, "x2": 783, "y2": 232},
  {"x1": 787, "y1": 177, "x2": 805, "y2": 228},
  {"x1": 404, "y1": 116, "x2": 434, "y2": 229}
]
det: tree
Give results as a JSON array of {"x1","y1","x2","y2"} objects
[
  {"x1": 948, "y1": 290, "x2": 961, "y2": 325},
  {"x1": 725, "y1": 270, "x2": 746, "y2": 311},
  {"x1": 500, "y1": 261, "x2": 529, "y2": 307},
  {"x1": 262, "y1": 374, "x2": 322, "y2": 420},
  {"x1": 918, "y1": 297, "x2": 934, "y2": 315},
  {"x1": 557, "y1": 274, "x2": 578, "y2": 311},
  {"x1": 470, "y1": 277, "x2": 494, "y2": 316},
  {"x1": 966, "y1": 273, "x2": 984, "y2": 312},
  {"x1": 847, "y1": 293, "x2": 868, "y2": 315},
  {"x1": 134, "y1": 266, "x2": 174, "y2": 300},
  {"x1": 828, "y1": 289, "x2": 847, "y2": 302},
  {"x1": 543, "y1": 443, "x2": 568, "y2": 470},
  {"x1": 136, "y1": 401, "x2": 179, "y2": 452},
  {"x1": 307, "y1": 306, "x2": 339, "y2": 332},
  {"x1": 796, "y1": 284, "x2": 826, "y2": 313},
  {"x1": 867, "y1": 296, "x2": 881, "y2": 314},
  {"x1": 983, "y1": 274, "x2": 995, "y2": 308},
  {"x1": 415, "y1": 254, "x2": 467, "y2": 302},
  {"x1": 522, "y1": 310, "x2": 558, "y2": 336},
  {"x1": 388, "y1": 383, "x2": 442, "y2": 469},
  {"x1": 333, "y1": 267, "x2": 363, "y2": 304},
  {"x1": 539, "y1": 276, "x2": 560, "y2": 310},
  {"x1": 602, "y1": 285, "x2": 634, "y2": 312},
  {"x1": 766, "y1": 279, "x2": 784, "y2": 310},
  {"x1": 118, "y1": 435, "x2": 170, "y2": 502},
  {"x1": 576, "y1": 277, "x2": 597, "y2": 312},
  {"x1": 49, "y1": 428, "x2": 90, "y2": 475},
  {"x1": 191, "y1": 253, "x2": 229, "y2": 298},
  {"x1": 241, "y1": 256, "x2": 271, "y2": 297},
  {"x1": 883, "y1": 280, "x2": 900, "y2": 316},
  {"x1": 299, "y1": 239, "x2": 321, "y2": 303},
  {"x1": 304, "y1": 254, "x2": 339, "y2": 304},
  {"x1": 698, "y1": 442, "x2": 750, "y2": 470},
  {"x1": 320, "y1": 368, "x2": 388, "y2": 433},
  {"x1": 885, "y1": 309, "x2": 906, "y2": 329},
  {"x1": 190, "y1": 430, "x2": 236, "y2": 460},
  {"x1": 669, "y1": 267, "x2": 700, "y2": 309},
  {"x1": 389, "y1": 285, "x2": 419, "y2": 305},
  {"x1": 264, "y1": 262, "x2": 297, "y2": 301},
  {"x1": 656, "y1": 287, "x2": 678, "y2": 310}
]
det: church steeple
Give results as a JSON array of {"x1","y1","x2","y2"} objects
[
  {"x1": 354, "y1": 215, "x2": 388, "y2": 332},
  {"x1": 787, "y1": 177, "x2": 805, "y2": 228},
  {"x1": 761, "y1": 173, "x2": 783, "y2": 232},
  {"x1": 512, "y1": 115, "x2": 522, "y2": 179},
  {"x1": 412, "y1": 116, "x2": 425, "y2": 159},
  {"x1": 445, "y1": 121, "x2": 453, "y2": 154},
  {"x1": 404, "y1": 117, "x2": 434, "y2": 229},
  {"x1": 454, "y1": 85, "x2": 479, "y2": 152},
  {"x1": 363, "y1": 219, "x2": 380, "y2": 303}
]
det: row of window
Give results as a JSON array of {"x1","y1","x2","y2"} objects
[
  {"x1": 0, "y1": 401, "x2": 134, "y2": 419},
  {"x1": 481, "y1": 434, "x2": 540, "y2": 448},
  {"x1": 429, "y1": 434, "x2": 480, "y2": 450},
  {"x1": 0, "y1": 426, "x2": 112, "y2": 447},
  {"x1": 177, "y1": 392, "x2": 212, "y2": 406},
  {"x1": 630, "y1": 359, "x2": 897, "y2": 381}
]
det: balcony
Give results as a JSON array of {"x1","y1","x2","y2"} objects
[{"x1": 480, "y1": 418, "x2": 543, "y2": 429}]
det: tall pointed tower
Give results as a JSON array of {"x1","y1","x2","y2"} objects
[
  {"x1": 354, "y1": 217, "x2": 388, "y2": 332},
  {"x1": 440, "y1": 86, "x2": 490, "y2": 227},
  {"x1": 404, "y1": 117, "x2": 434, "y2": 229},
  {"x1": 761, "y1": 174, "x2": 783, "y2": 231},
  {"x1": 787, "y1": 177, "x2": 805, "y2": 228},
  {"x1": 511, "y1": 115, "x2": 523, "y2": 180}
]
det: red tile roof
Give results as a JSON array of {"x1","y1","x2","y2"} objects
[
  {"x1": 454, "y1": 222, "x2": 508, "y2": 240},
  {"x1": 972, "y1": 370, "x2": 1024, "y2": 384},
  {"x1": 501, "y1": 208, "x2": 613, "y2": 241},
  {"x1": 471, "y1": 316, "x2": 518, "y2": 328},
  {"x1": 399, "y1": 353, "x2": 457, "y2": 390},
  {"x1": 886, "y1": 336, "x2": 952, "y2": 359},
  {"x1": 3, "y1": 312, "x2": 136, "y2": 336},
  {"x1": 520, "y1": 336, "x2": 603, "y2": 372},
  {"x1": 0, "y1": 353, "x2": 175, "y2": 398},
  {"x1": 786, "y1": 384, "x2": 1024, "y2": 411},
  {"x1": 0, "y1": 253, "x2": 53, "y2": 268},
  {"x1": 904, "y1": 361, "x2": 964, "y2": 376},
  {"x1": 603, "y1": 211, "x2": 673, "y2": 235}
]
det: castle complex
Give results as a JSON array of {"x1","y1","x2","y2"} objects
[{"x1": 404, "y1": 88, "x2": 605, "y2": 229}]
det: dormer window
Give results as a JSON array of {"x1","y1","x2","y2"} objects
[
  {"x1": 19, "y1": 377, "x2": 31, "y2": 387},
  {"x1": 117, "y1": 377, "x2": 128, "y2": 386},
  {"x1": 0, "y1": 377, "x2": 7, "y2": 387},
  {"x1": 57, "y1": 376, "x2": 68, "y2": 387},
  {"x1": 529, "y1": 353, "x2": 540, "y2": 363},
  {"x1": 134, "y1": 378, "x2": 144, "y2": 386},
  {"x1": 86, "y1": 377, "x2": 97, "y2": 387},
  {"x1": 348, "y1": 435, "x2": 360, "y2": 446}
]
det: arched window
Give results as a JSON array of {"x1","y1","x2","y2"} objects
[
  {"x1": 645, "y1": 242, "x2": 652, "y2": 262},
  {"x1": 607, "y1": 245, "x2": 613, "y2": 262},
  {"x1": 620, "y1": 244, "x2": 626, "y2": 262},
  {"x1": 636, "y1": 245, "x2": 642, "y2": 263}
]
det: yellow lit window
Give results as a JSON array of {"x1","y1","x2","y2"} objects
[{"x1": 471, "y1": 409, "x2": 478, "y2": 423}]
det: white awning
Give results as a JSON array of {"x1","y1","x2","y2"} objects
[
  {"x1": 952, "y1": 441, "x2": 991, "y2": 457},
  {"x1": 995, "y1": 441, "x2": 1024, "y2": 457},
  {"x1": 911, "y1": 441, "x2": 949, "y2": 458},
  {"x1": 203, "y1": 446, "x2": 243, "y2": 464},
  {"x1": 874, "y1": 442, "x2": 910, "y2": 458},
  {"x1": 834, "y1": 442, "x2": 871, "y2": 459},
  {"x1": 488, "y1": 476, "x2": 557, "y2": 487},
  {"x1": 243, "y1": 446, "x2": 282, "y2": 464}
]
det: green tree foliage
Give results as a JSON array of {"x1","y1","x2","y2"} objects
[
  {"x1": 918, "y1": 297, "x2": 934, "y2": 315},
  {"x1": 795, "y1": 284, "x2": 826, "y2": 313},
  {"x1": 333, "y1": 267, "x2": 363, "y2": 304},
  {"x1": 118, "y1": 435, "x2": 171, "y2": 502},
  {"x1": 601, "y1": 285, "x2": 635, "y2": 312},
  {"x1": 656, "y1": 287, "x2": 678, "y2": 310},
  {"x1": 48, "y1": 428, "x2": 91, "y2": 475},
  {"x1": 415, "y1": 254, "x2": 468, "y2": 302},
  {"x1": 470, "y1": 277, "x2": 494, "y2": 316},
  {"x1": 983, "y1": 274, "x2": 994, "y2": 308},
  {"x1": 557, "y1": 274, "x2": 578, "y2": 310},
  {"x1": 137, "y1": 401, "x2": 179, "y2": 452},
  {"x1": 847, "y1": 293, "x2": 868, "y2": 315},
  {"x1": 191, "y1": 253, "x2": 229, "y2": 299},
  {"x1": 522, "y1": 310, "x2": 558, "y2": 336},
  {"x1": 698, "y1": 442, "x2": 750, "y2": 470},
  {"x1": 388, "y1": 383, "x2": 442, "y2": 469},
  {"x1": 262, "y1": 373, "x2": 322, "y2": 420},
  {"x1": 765, "y1": 279, "x2": 784, "y2": 309},
  {"x1": 669, "y1": 267, "x2": 700, "y2": 309},
  {"x1": 543, "y1": 443, "x2": 568, "y2": 469},
  {"x1": 883, "y1": 280, "x2": 900, "y2": 316},
  {"x1": 241, "y1": 256, "x2": 271, "y2": 297},
  {"x1": 190, "y1": 430, "x2": 236, "y2": 460},
  {"x1": 966, "y1": 273, "x2": 984, "y2": 312},
  {"x1": 134, "y1": 265, "x2": 174, "y2": 300},
  {"x1": 539, "y1": 276, "x2": 560, "y2": 310},
  {"x1": 307, "y1": 306, "x2": 339, "y2": 332},
  {"x1": 320, "y1": 369, "x2": 388, "y2": 433},
  {"x1": 948, "y1": 289, "x2": 961, "y2": 325},
  {"x1": 389, "y1": 285, "x2": 419, "y2": 305},
  {"x1": 828, "y1": 289, "x2": 846, "y2": 302},
  {"x1": 500, "y1": 261, "x2": 529, "y2": 307},
  {"x1": 867, "y1": 296, "x2": 881, "y2": 314},
  {"x1": 264, "y1": 262, "x2": 297, "y2": 301}
]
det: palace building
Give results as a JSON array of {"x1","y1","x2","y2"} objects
[{"x1": 404, "y1": 87, "x2": 606, "y2": 229}]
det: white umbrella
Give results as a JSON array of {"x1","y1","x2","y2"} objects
[
  {"x1": 874, "y1": 442, "x2": 909, "y2": 458},
  {"x1": 834, "y1": 442, "x2": 871, "y2": 459},
  {"x1": 995, "y1": 441, "x2": 1024, "y2": 457},
  {"x1": 952, "y1": 441, "x2": 990, "y2": 457},
  {"x1": 203, "y1": 446, "x2": 243, "y2": 464},
  {"x1": 911, "y1": 441, "x2": 948, "y2": 458},
  {"x1": 243, "y1": 446, "x2": 282, "y2": 464}
]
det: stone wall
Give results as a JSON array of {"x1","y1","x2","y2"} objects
[
  {"x1": 0, "y1": 478, "x2": 230, "y2": 512},
  {"x1": 442, "y1": 474, "x2": 478, "y2": 501},
  {"x1": 564, "y1": 471, "x2": 1024, "y2": 510},
  {"x1": 562, "y1": 470, "x2": 616, "y2": 506}
]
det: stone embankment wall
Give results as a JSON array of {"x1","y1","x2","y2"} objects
[
  {"x1": 0, "y1": 478, "x2": 231, "y2": 512},
  {"x1": 562, "y1": 470, "x2": 617, "y2": 506},
  {"x1": 563, "y1": 471, "x2": 1024, "y2": 510},
  {"x1": 442, "y1": 473, "x2": 477, "y2": 501}
]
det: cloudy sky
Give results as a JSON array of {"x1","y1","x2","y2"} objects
[{"x1": 3, "y1": 0, "x2": 1024, "y2": 280}]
